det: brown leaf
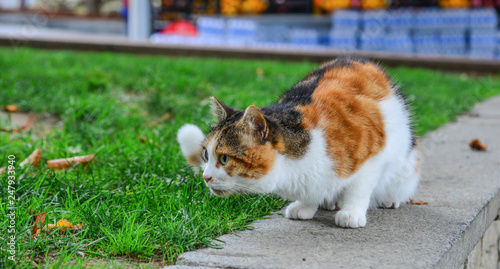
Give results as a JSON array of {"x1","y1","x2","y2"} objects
[
  {"x1": 43, "y1": 223, "x2": 57, "y2": 231},
  {"x1": 43, "y1": 220, "x2": 83, "y2": 233},
  {"x1": 31, "y1": 212, "x2": 46, "y2": 238},
  {"x1": 19, "y1": 149, "x2": 42, "y2": 168},
  {"x1": 20, "y1": 115, "x2": 37, "y2": 131},
  {"x1": 162, "y1": 113, "x2": 171, "y2": 120},
  {"x1": 469, "y1": 139, "x2": 487, "y2": 151},
  {"x1": 138, "y1": 134, "x2": 147, "y2": 143},
  {"x1": 255, "y1": 68, "x2": 264, "y2": 77},
  {"x1": 0, "y1": 115, "x2": 37, "y2": 133},
  {"x1": 409, "y1": 199, "x2": 428, "y2": 205},
  {"x1": 47, "y1": 154, "x2": 95, "y2": 170},
  {"x1": 3, "y1": 104, "x2": 19, "y2": 112},
  {"x1": 56, "y1": 219, "x2": 74, "y2": 232}
]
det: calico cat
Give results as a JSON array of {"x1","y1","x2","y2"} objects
[{"x1": 177, "y1": 58, "x2": 421, "y2": 228}]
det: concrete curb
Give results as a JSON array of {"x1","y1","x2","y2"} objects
[
  {"x1": 0, "y1": 25, "x2": 499, "y2": 73},
  {"x1": 165, "y1": 96, "x2": 500, "y2": 268}
]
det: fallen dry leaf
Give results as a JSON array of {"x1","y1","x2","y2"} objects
[
  {"x1": 3, "y1": 104, "x2": 19, "y2": 112},
  {"x1": 29, "y1": 209, "x2": 36, "y2": 224},
  {"x1": 43, "y1": 223, "x2": 57, "y2": 230},
  {"x1": 56, "y1": 219, "x2": 74, "y2": 232},
  {"x1": 469, "y1": 139, "x2": 487, "y2": 151},
  {"x1": 19, "y1": 149, "x2": 42, "y2": 168},
  {"x1": 20, "y1": 116, "x2": 37, "y2": 131},
  {"x1": 256, "y1": 68, "x2": 264, "y2": 77},
  {"x1": 409, "y1": 199, "x2": 429, "y2": 205},
  {"x1": 138, "y1": 134, "x2": 147, "y2": 143},
  {"x1": 47, "y1": 154, "x2": 95, "y2": 170},
  {"x1": 31, "y1": 212, "x2": 46, "y2": 238},
  {"x1": 0, "y1": 115, "x2": 37, "y2": 133},
  {"x1": 43, "y1": 220, "x2": 83, "y2": 233}
]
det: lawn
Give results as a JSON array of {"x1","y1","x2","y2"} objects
[{"x1": 1, "y1": 47, "x2": 499, "y2": 268}]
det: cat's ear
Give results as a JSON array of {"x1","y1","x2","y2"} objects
[
  {"x1": 211, "y1": 96, "x2": 235, "y2": 122},
  {"x1": 242, "y1": 105, "x2": 269, "y2": 140}
]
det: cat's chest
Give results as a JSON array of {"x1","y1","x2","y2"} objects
[{"x1": 267, "y1": 129, "x2": 347, "y2": 200}]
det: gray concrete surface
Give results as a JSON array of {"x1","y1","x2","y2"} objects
[
  {"x1": 167, "y1": 95, "x2": 500, "y2": 268},
  {"x1": 0, "y1": 13, "x2": 125, "y2": 35}
]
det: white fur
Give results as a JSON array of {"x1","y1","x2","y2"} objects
[
  {"x1": 177, "y1": 124, "x2": 205, "y2": 170},
  {"x1": 192, "y1": 90, "x2": 420, "y2": 228}
]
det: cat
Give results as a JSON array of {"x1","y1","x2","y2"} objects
[{"x1": 177, "y1": 58, "x2": 421, "y2": 228}]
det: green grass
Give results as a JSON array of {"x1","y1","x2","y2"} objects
[{"x1": 0, "y1": 47, "x2": 499, "y2": 268}]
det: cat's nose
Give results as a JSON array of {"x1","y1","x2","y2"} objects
[{"x1": 203, "y1": 176, "x2": 213, "y2": 183}]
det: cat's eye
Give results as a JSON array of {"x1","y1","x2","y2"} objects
[
  {"x1": 203, "y1": 149, "x2": 208, "y2": 161},
  {"x1": 220, "y1": 154, "x2": 229, "y2": 165}
]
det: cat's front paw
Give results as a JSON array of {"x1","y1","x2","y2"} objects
[
  {"x1": 335, "y1": 210, "x2": 366, "y2": 228},
  {"x1": 285, "y1": 201, "x2": 317, "y2": 220}
]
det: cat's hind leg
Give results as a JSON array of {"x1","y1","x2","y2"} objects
[
  {"x1": 285, "y1": 201, "x2": 318, "y2": 220},
  {"x1": 372, "y1": 148, "x2": 421, "y2": 209}
]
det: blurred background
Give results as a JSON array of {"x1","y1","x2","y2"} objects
[{"x1": 0, "y1": 0, "x2": 499, "y2": 59}]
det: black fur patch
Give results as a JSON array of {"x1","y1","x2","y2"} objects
[{"x1": 209, "y1": 57, "x2": 398, "y2": 159}]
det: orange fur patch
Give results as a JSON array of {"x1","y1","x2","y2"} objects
[
  {"x1": 299, "y1": 61, "x2": 389, "y2": 178},
  {"x1": 222, "y1": 143, "x2": 276, "y2": 178},
  {"x1": 205, "y1": 127, "x2": 277, "y2": 179}
]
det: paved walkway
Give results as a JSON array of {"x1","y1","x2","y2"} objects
[{"x1": 167, "y1": 96, "x2": 500, "y2": 268}]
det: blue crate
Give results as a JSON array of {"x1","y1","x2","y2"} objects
[
  {"x1": 413, "y1": 8, "x2": 442, "y2": 31},
  {"x1": 328, "y1": 29, "x2": 358, "y2": 50},
  {"x1": 331, "y1": 10, "x2": 360, "y2": 31},
  {"x1": 439, "y1": 29, "x2": 467, "y2": 48},
  {"x1": 387, "y1": 8, "x2": 414, "y2": 32},
  {"x1": 497, "y1": 31, "x2": 500, "y2": 58},
  {"x1": 413, "y1": 34, "x2": 440, "y2": 54},
  {"x1": 226, "y1": 19, "x2": 257, "y2": 45},
  {"x1": 197, "y1": 17, "x2": 225, "y2": 37},
  {"x1": 256, "y1": 25, "x2": 290, "y2": 43},
  {"x1": 469, "y1": 8, "x2": 498, "y2": 29},
  {"x1": 359, "y1": 31, "x2": 385, "y2": 51},
  {"x1": 470, "y1": 26, "x2": 497, "y2": 53},
  {"x1": 384, "y1": 32, "x2": 413, "y2": 53},
  {"x1": 362, "y1": 10, "x2": 389, "y2": 36},
  {"x1": 290, "y1": 28, "x2": 320, "y2": 46}
]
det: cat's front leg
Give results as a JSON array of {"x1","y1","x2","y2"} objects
[
  {"x1": 285, "y1": 201, "x2": 318, "y2": 220},
  {"x1": 335, "y1": 176, "x2": 377, "y2": 228}
]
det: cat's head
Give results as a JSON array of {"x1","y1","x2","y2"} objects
[{"x1": 177, "y1": 97, "x2": 279, "y2": 196}]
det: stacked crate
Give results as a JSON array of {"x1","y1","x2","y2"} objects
[
  {"x1": 197, "y1": 17, "x2": 226, "y2": 45},
  {"x1": 438, "y1": 9, "x2": 468, "y2": 56},
  {"x1": 226, "y1": 19, "x2": 258, "y2": 45},
  {"x1": 412, "y1": 8, "x2": 441, "y2": 55},
  {"x1": 328, "y1": 10, "x2": 360, "y2": 50},
  {"x1": 359, "y1": 10, "x2": 388, "y2": 51},
  {"x1": 385, "y1": 8, "x2": 414, "y2": 53},
  {"x1": 469, "y1": 8, "x2": 498, "y2": 58}
]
